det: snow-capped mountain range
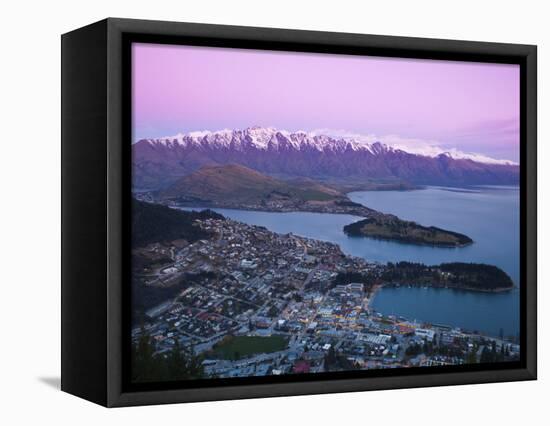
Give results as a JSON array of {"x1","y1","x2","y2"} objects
[{"x1": 132, "y1": 127, "x2": 519, "y2": 189}]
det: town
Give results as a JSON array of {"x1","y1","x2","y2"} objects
[{"x1": 132, "y1": 217, "x2": 520, "y2": 380}]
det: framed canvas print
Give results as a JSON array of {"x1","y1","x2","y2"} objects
[{"x1": 61, "y1": 18, "x2": 537, "y2": 407}]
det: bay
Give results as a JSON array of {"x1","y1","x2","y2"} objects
[{"x1": 178, "y1": 185, "x2": 520, "y2": 337}]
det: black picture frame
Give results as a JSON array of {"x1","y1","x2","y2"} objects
[{"x1": 61, "y1": 17, "x2": 537, "y2": 407}]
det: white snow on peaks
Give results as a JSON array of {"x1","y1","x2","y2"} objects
[
  {"x1": 244, "y1": 126, "x2": 278, "y2": 149},
  {"x1": 437, "y1": 150, "x2": 516, "y2": 166},
  {"x1": 310, "y1": 129, "x2": 517, "y2": 165},
  {"x1": 187, "y1": 130, "x2": 213, "y2": 139},
  {"x1": 382, "y1": 137, "x2": 517, "y2": 165},
  {"x1": 146, "y1": 127, "x2": 517, "y2": 165}
]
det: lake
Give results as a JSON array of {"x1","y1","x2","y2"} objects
[{"x1": 179, "y1": 185, "x2": 520, "y2": 337}]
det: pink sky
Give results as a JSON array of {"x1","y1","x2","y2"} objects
[{"x1": 132, "y1": 43, "x2": 520, "y2": 162}]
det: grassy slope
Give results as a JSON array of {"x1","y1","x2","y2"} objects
[
  {"x1": 158, "y1": 164, "x2": 341, "y2": 204},
  {"x1": 209, "y1": 335, "x2": 288, "y2": 360}
]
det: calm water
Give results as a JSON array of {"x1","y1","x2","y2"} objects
[
  {"x1": 370, "y1": 286, "x2": 519, "y2": 338},
  {"x1": 348, "y1": 186, "x2": 520, "y2": 284},
  {"x1": 179, "y1": 186, "x2": 520, "y2": 337}
]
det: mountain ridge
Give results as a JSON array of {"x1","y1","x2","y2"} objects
[{"x1": 132, "y1": 127, "x2": 519, "y2": 190}]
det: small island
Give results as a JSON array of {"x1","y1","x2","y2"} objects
[
  {"x1": 333, "y1": 261, "x2": 514, "y2": 293},
  {"x1": 381, "y1": 261, "x2": 515, "y2": 292},
  {"x1": 343, "y1": 216, "x2": 473, "y2": 247}
]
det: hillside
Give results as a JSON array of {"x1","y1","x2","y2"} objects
[
  {"x1": 131, "y1": 198, "x2": 224, "y2": 248},
  {"x1": 157, "y1": 164, "x2": 342, "y2": 205}
]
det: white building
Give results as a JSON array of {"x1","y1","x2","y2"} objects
[{"x1": 415, "y1": 328, "x2": 436, "y2": 342}]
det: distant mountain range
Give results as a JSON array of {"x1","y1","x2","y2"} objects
[{"x1": 132, "y1": 127, "x2": 519, "y2": 189}]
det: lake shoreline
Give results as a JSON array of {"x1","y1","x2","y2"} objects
[
  {"x1": 369, "y1": 284, "x2": 520, "y2": 338},
  {"x1": 380, "y1": 282, "x2": 516, "y2": 294},
  {"x1": 170, "y1": 199, "x2": 474, "y2": 249},
  {"x1": 172, "y1": 185, "x2": 519, "y2": 337}
]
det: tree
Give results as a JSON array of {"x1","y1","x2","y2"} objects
[
  {"x1": 132, "y1": 330, "x2": 204, "y2": 382},
  {"x1": 480, "y1": 346, "x2": 492, "y2": 363},
  {"x1": 167, "y1": 339, "x2": 185, "y2": 378},
  {"x1": 268, "y1": 305, "x2": 279, "y2": 317},
  {"x1": 406, "y1": 343, "x2": 422, "y2": 356},
  {"x1": 479, "y1": 342, "x2": 504, "y2": 364},
  {"x1": 324, "y1": 346, "x2": 337, "y2": 369},
  {"x1": 132, "y1": 328, "x2": 156, "y2": 382},
  {"x1": 181, "y1": 344, "x2": 204, "y2": 380},
  {"x1": 466, "y1": 346, "x2": 478, "y2": 364}
]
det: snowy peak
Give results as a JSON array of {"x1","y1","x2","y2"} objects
[
  {"x1": 144, "y1": 126, "x2": 375, "y2": 154},
  {"x1": 133, "y1": 127, "x2": 519, "y2": 190},
  {"x1": 141, "y1": 127, "x2": 514, "y2": 166},
  {"x1": 434, "y1": 150, "x2": 516, "y2": 166}
]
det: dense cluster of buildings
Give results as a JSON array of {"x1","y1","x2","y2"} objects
[{"x1": 132, "y1": 218, "x2": 520, "y2": 379}]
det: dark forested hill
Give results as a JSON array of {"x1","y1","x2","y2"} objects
[
  {"x1": 343, "y1": 217, "x2": 473, "y2": 247},
  {"x1": 131, "y1": 199, "x2": 224, "y2": 248},
  {"x1": 382, "y1": 261, "x2": 514, "y2": 291}
]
